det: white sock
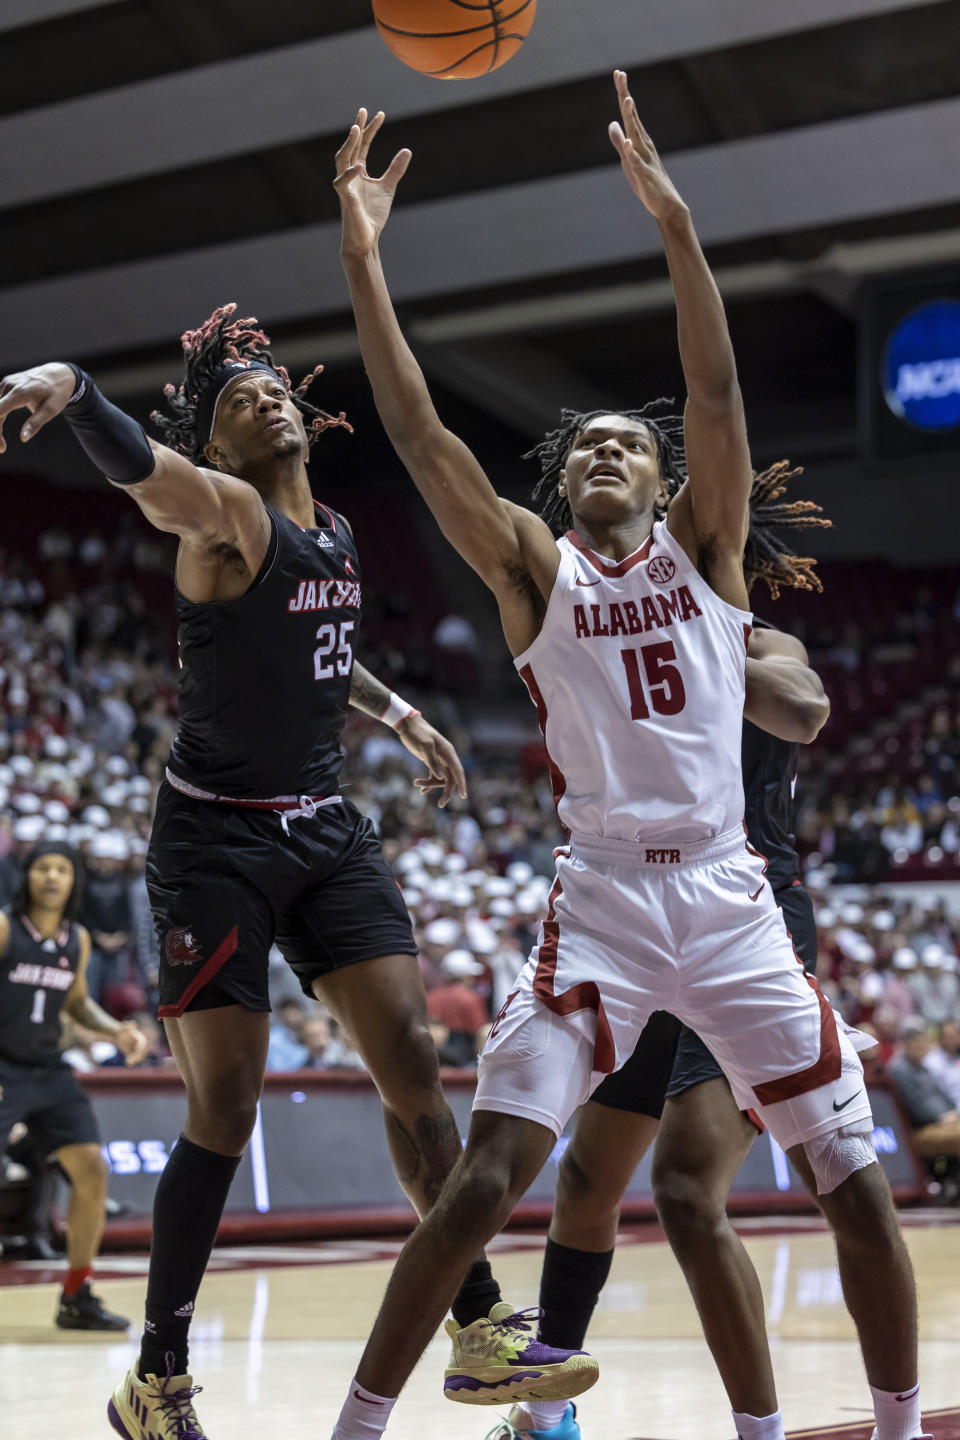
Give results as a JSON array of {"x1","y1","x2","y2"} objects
[
  {"x1": 523, "y1": 1400, "x2": 571, "y2": 1431},
  {"x1": 331, "y1": 1377, "x2": 397, "y2": 1440},
  {"x1": 732, "y1": 1409, "x2": 785, "y2": 1440},
  {"x1": 870, "y1": 1382, "x2": 923, "y2": 1440}
]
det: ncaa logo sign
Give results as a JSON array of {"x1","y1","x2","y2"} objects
[
  {"x1": 647, "y1": 555, "x2": 676, "y2": 585},
  {"x1": 882, "y1": 299, "x2": 960, "y2": 433}
]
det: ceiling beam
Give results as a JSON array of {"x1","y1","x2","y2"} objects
[
  {"x1": 3, "y1": 97, "x2": 960, "y2": 371},
  {"x1": 0, "y1": 0, "x2": 128, "y2": 33},
  {"x1": 0, "y1": 0, "x2": 949, "y2": 207}
]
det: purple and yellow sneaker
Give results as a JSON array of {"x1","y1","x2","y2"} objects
[
  {"x1": 443, "y1": 1303, "x2": 598, "y2": 1407},
  {"x1": 108, "y1": 1353, "x2": 207, "y2": 1439}
]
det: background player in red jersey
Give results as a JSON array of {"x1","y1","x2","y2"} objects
[
  {"x1": 494, "y1": 465, "x2": 834, "y2": 1440},
  {"x1": 0, "y1": 842, "x2": 148, "y2": 1329},
  {"x1": 328, "y1": 72, "x2": 924, "y2": 1440},
  {"x1": 0, "y1": 310, "x2": 539, "y2": 1439}
]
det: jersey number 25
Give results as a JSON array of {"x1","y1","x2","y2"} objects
[{"x1": 314, "y1": 621, "x2": 355, "y2": 680}]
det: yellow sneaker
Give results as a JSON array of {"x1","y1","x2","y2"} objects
[
  {"x1": 108, "y1": 1356, "x2": 207, "y2": 1439},
  {"x1": 443, "y1": 1303, "x2": 599, "y2": 1406}
]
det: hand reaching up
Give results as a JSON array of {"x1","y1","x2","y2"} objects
[
  {"x1": 334, "y1": 107, "x2": 412, "y2": 261},
  {"x1": 608, "y1": 70, "x2": 687, "y2": 223}
]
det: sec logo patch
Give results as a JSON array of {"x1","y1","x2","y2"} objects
[{"x1": 647, "y1": 555, "x2": 676, "y2": 585}]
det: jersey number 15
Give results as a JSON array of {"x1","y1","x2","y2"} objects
[{"x1": 621, "y1": 640, "x2": 686, "y2": 719}]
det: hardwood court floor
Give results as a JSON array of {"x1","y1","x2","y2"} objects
[{"x1": 2, "y1": 1215, "x2": 959, "y2": 1440}]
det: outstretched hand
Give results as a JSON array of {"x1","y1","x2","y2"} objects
[
  {"x1": 334, "y1": 107, "x2": 412, "y2": 261},
  {"x1": 608, "y1": 70, "x2": 686, "y2": 222},
  {"x1": 395, "y1": 712, "x2": 468, "y2": 809},
  {"x1": 0, "y1": 362, "x2": 77, "y2": 454}
]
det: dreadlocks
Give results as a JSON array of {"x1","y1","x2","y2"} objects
[
  {"x1": 526, "y1": 401, "x2": 686, "y2": 535},
  {"x1": 527, "y1": 405, "x2": 830, "y2": 599},
  {"x1": 151, "y1": 303, "x2": 352, "y2": 464},
  {"x1": 744, "y1": 460, "x2": 832, "y2": 599}
]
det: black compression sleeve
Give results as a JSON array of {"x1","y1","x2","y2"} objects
[{"x1": 62, "y1": 365, "x2": 156, "y2": 485}]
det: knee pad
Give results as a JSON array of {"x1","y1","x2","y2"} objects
[{"x1": 803, "y1": 1122, "x2": 877, "y2": 1196}]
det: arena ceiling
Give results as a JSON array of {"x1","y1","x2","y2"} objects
[{"x1": 3, "y1": 0, "x2": 960, "y2": 466}]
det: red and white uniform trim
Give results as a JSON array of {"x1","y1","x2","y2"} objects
[{"x1": 512, "y1": 520, "x2": 752, "y2": 844}]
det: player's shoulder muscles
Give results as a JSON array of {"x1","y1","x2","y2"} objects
[
  {"x1": 748, "y1": 627, "x2": 809, "y2": 665},
  {"x1": 500, "y1": 500, "x2": 560, "y2": 600},
  {"x1": 122, "y1": 442, "x2": 266, "y2": 549}
]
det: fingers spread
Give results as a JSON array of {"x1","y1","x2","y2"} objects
[
  {"x1": 382, "y1": 148, "x2": 412, "y2": 189},
  {"x1": 335, "y1": 123, "x2": 362, "y2": 172},
  {"x1": 358, "y1": 109, "x2": 385, "y2": 164}
]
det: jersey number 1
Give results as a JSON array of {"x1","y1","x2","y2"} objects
[
  {"x1": 30, "y1": 989, "x2": 46, "y2": 1024},
  {"x1": 621, "y1": 640, "x2": 686, "y2": 719}
]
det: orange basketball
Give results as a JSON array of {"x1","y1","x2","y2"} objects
[{"x1": 372, "y1": 0, "x2": 537, "y2": 80}]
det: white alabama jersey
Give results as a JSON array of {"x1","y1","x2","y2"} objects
[{"x1": 514, "y1": 519, "x2": 752, "y2": 843}]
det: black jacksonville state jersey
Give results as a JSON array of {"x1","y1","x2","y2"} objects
[
  {"x1": 0, "y1": 909, "x2": 80, "y2": 1067},
  {"x1": 168, "y1": 501, "x2": 361, "y2": 799}
]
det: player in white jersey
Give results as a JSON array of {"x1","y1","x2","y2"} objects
[{"x1": 327, "y1": 73, "x2": 924, "y2": 1440}]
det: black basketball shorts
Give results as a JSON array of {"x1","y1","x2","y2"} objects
[
  {"x1": 591, "y1": 881, "x2": 818, "y2": 1115},
  {"x1": 148, "y1": 784, "x2": 417, "y2": 1018},
  {"x1": 0, "y1": 1057, "x2": 101, "y2": 1156}
]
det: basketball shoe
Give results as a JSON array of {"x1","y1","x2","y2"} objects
[
  {"x1": 56, "y1": 1281, "x2": 129, "y2": 1330},
  {"x1": 444, "y1": 1303, "x2": 598, "y2": 1406},
  {"x1": 108, "y1": 1355, "x2": 207, "y2": 1439},
  {"x1": 484, "y1": 1402, "x2": 581, "y2": 1439}
]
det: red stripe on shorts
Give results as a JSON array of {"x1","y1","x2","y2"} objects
[
  {"x1": 751, "y1": 983, "x2": 841, "y2": 1105},
  {"x1": 531, "y1": 855, "x2": 616, "y2": 1075},
  {"x1": 158, "y1": 926, "x2": 240, "y2": 1019},
  {"x1": 739, "y1": 832, "x2": 840, "y2": 1104}
]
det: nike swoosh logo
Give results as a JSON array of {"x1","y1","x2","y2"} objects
[
  {"x1": 353, "y1": 1391, "x2": 388, "y2": 1404},
  {"x1": 832, "y1": 1091, "x2": 862, "y2": 1112},
  {"x1": 574, "y1": 575, "x2": 601, "y2": 586},
  {"x1": 748, "y1": 885, "x2": 764, "y2": 901},
  {"x1": 895, "y1": 1387, "x2": 920, "y2": 1402}
]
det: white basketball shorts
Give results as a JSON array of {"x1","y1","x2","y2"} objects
[{"x1": 475, "y1": 827, "x2": 873, "y2": 1151}]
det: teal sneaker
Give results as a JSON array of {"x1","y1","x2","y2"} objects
[{"x1": 484, "y1": 1402, "x2": 581, "y2": 1440}]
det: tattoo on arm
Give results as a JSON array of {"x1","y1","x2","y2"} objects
[{"x1": 349, "y1": 660, "x2": 391, "y2": 718}]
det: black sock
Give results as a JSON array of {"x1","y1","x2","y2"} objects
[
  {"x1": 138, "y1": 1135, "x2": 240, "y2": 1381},
  {"x1": 538, "y1": 1237, "x2": 615, "y2": 1350},
  {"x1": 451, "y1": 1258, "x2": 502, "y2": 1327}
]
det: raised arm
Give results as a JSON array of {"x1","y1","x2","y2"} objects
[
  {"x1": 334, "y1": 111, "x2": 557, "y2": 655},
  {"x1": 744, "y1": 629, "x2": 830, "y2": 744},
  {"x1": 0, "y1": 362, "x2": 269, "y2": 595},
  {"x1": 608, "y1": 72, "x2": 752, "y2": 607}
]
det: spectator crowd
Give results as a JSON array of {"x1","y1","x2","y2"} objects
[{"x1": 3, "y1": 518, "x2": 960, "y2": 1195}]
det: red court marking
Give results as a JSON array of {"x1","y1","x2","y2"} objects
[{"x1": 626, "y1": 1420, "x2": 960, "y2": 1440}]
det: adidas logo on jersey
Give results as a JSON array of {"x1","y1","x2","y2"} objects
[{"x1": 315, "y1": 531, "x2": 335, "y2": 550}]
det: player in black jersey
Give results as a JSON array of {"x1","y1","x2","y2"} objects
[
  {"x1": 0, "y1": 310, "x2": 526, "y2": 1438},
  {"x1": 492, "y1": 464, "x2": 834, "y2": 1440},
  {"x1": 0, "y1": 842, "x2": 148, "y2": 1330}
]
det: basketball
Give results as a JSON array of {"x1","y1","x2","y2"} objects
[{"x1": 372, "y1": 0, "x2": 537, "y2": 80}]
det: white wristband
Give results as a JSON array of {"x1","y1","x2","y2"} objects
[{"x1": 381, "y1": 692, "x2": 418, "y2": 729}]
